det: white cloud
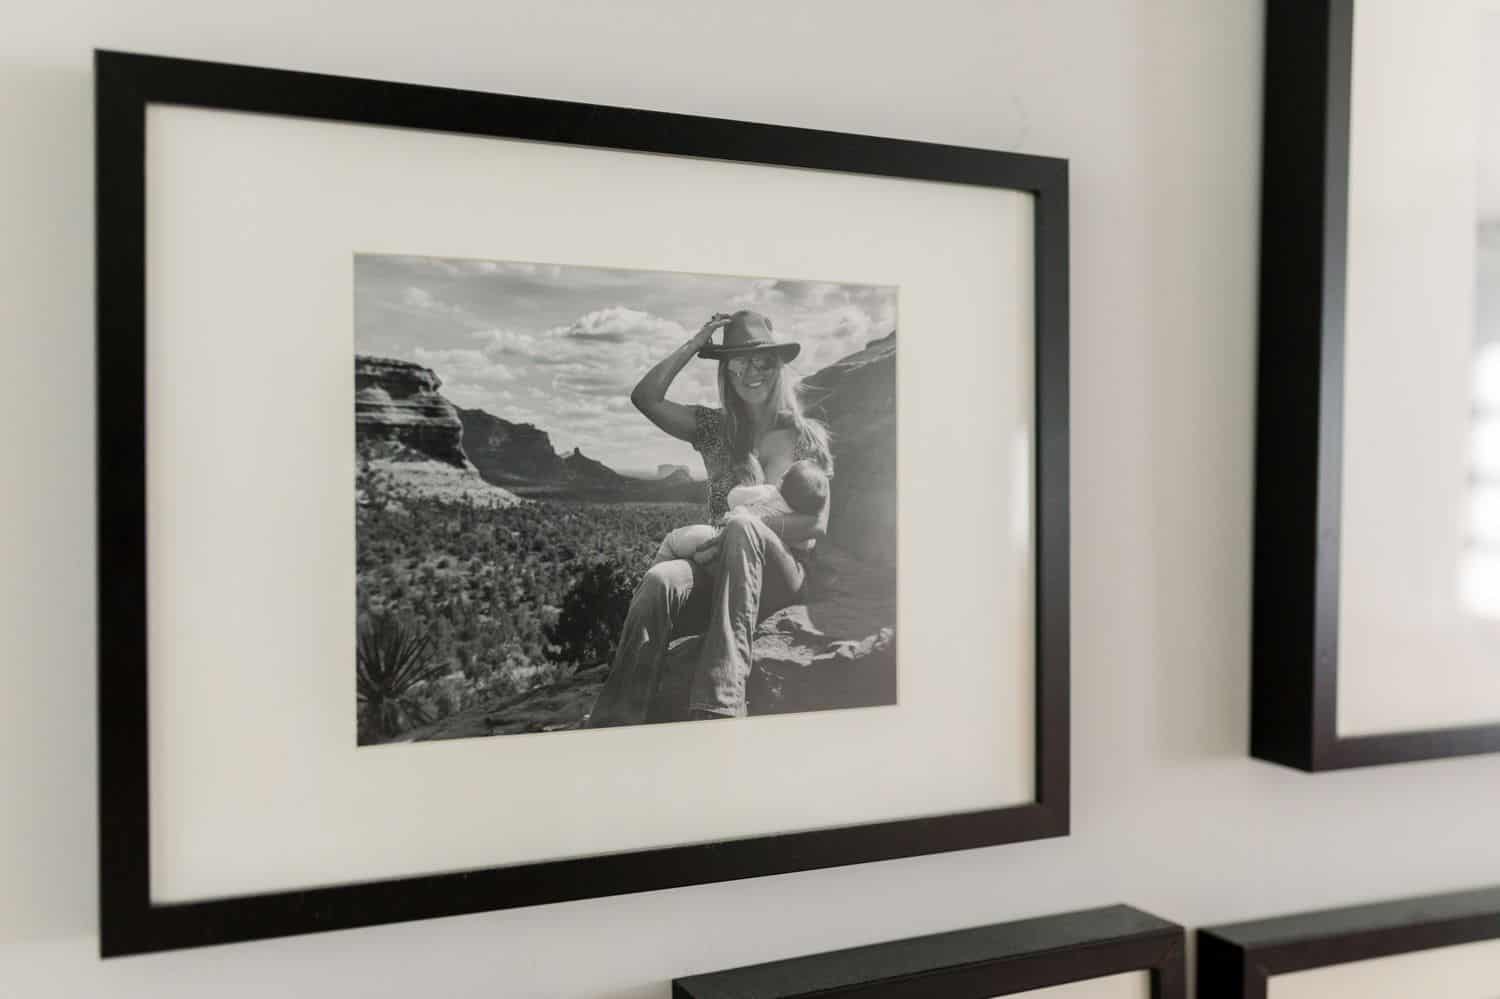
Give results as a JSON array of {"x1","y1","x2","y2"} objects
[
  {"x1": 412, "y1": 347, "x2": 516, "y2": 386},
  {"x1": 475, "y1": 308, "x2": 695, "y2": 397},
  {"x1": 391, "y1": 284, "x2": 486, "y2": 328},
  {"x1": 472, "y1": 327, "x2": 574, "y2": 364},
  {"x1": 550, "y1": 305, "x2": 688, "y2": 347}
]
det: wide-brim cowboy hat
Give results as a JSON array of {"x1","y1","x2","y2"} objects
[{"x1": 697, "y1": 310, "x2": 801, "y2": 363}]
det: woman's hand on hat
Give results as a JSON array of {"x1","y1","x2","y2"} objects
[{"x1": 693, "y1": 313, "x2": 732, "y2": 349}]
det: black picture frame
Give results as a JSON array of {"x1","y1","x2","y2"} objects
[
  {"x1": 675, "y1": 905, "x2": 1185, "y2": 999},
  {"x1": 1199, "y1": 885, "x2": 1500, "y2": 998},
  {"x1": 96, "y1": 50, "x2": 1071, "y2": 956},
  {"x1": 1251, "y1": 0, "x2": 1500, "y2": 770}
]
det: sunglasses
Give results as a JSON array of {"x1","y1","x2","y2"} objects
[{"x1": 727, "y1": 355, "x2": 783, "y2": 375}]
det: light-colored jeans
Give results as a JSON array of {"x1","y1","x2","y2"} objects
[{"x1": 590, "y1": 515, "x2": 806, "y2": 724}]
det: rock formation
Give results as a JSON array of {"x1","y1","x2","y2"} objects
[
  {"x1": 561, "y1": 447, "x2": 625, "y2": 485},
  {"x1": 454, "y1": 405, "x2": 703, "y2": 500},
  {"x1": 355, "y1": 356, "x2": 518, "y2": 507},
  {"x1": 357, "y1": 443, "x2": 521, "y2": 508},
  {"x1": 356, "y1": 356, "x2": 469, "y2": 467},
  {"x1": 457, "y1": 407, "x2": 564, "y2": 484},
  {"x1": 802, "y1": 331, "x2": 897, "y2": 564}
]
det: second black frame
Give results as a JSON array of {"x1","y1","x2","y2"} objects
[
  {"x1": 1251, "y1": 0, "x2": 1500, "y2": 770},
  {"x1": 96, "y1": 51, "x2": 1070, "y2": 955},
  {"x1": 676, "y1": 905, "x2": 1185, "y2": 999},
  {"x1": 1200, "y1": 885, "x2": 1500, "y2": 998}
]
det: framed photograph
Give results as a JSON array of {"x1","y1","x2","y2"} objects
[
  {"x1": 1251, "y1": 0, "x2": 1500, "y2": 770},
  {"x1": 1199, "y1": 885, "x2": 1500, "y2": 998},
  {"x1": 96, "y1": 51, "x2": 1070, "y2": 954},
  {"x1": 673, "y1": 905, "x2": 1184, "y2": 999}
]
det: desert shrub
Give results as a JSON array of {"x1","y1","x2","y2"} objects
[
  {"x1": 546, "y1": 557, "x2": 640, "y2": 667},
  {"x1": 356, "y1": 613, "x2": 445, "y2": 743},
  {"x1": 433, "y1": 674, "x2": 468, "y2": 717},
  {"x1": 357, "y1": 499, "x2": 697, "y2": 692}
]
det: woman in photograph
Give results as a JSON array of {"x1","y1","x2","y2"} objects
[{"x1": 587, "y1": 309, "x2": 833, "y2": 724}]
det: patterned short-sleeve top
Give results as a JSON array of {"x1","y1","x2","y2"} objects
[{"x1": 690, "y1": 405, "x2": 829, "y2": 521}]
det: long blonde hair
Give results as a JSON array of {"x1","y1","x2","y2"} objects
[{"x1": 717, "y1": 358, "x2": 833, "y2": 477}]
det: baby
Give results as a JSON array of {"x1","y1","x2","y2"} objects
[{"x1": 654, "y1": 456, "x2": 829, "y2": 566}]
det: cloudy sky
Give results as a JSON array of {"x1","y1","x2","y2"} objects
[{"x1": 354, "y1": 254, "x2": 897, "y2": 474}]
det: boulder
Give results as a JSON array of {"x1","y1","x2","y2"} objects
[
  {"x1": 802, "y1": 331, "x2": 897, "y2": 565},
  {"x1": 745, "y1": 611, "x2": 895, "y2": 715}
]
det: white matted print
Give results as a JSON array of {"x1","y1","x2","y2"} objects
[
  {"x1": 1336, "y1": 0, "x2": 1500, "y2": 736},
  {"x1": 144, "y1": 103, "x2": 1036, "y2": 903},
  {"x1": 1267, "y1": 937, "x2": 1500, "y2": 999},
  {"x1": 354, "y1": 256, "x2": 897, "y2": 742}
]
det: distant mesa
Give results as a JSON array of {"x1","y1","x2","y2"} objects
[
  {"x1": 457, "y1": 406, "x2": 564, "y2": 484},
  {"x1": 453, "y1": 401, "x2": 703, "y2": 501},
  {"x1": 562, "y1": 446, "x2": 625, "y2": 485}
]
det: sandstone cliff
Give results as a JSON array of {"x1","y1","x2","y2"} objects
[
  {"x1": 355, "y1": 356, "x2": 518, "y2": 507},
  {"x1": 457, "y1": 407, "x2": 564, "y2": 485},
  {"x1": 803, "y1": 331, "x2": 897, "y2": 564},
  {"x1": 356, "y1": 356, "x2": 470, "y2": 467}
]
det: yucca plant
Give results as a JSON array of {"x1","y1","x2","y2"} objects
[{"x1": 356, "y1": 613, "x2": 443, "y2": 742}]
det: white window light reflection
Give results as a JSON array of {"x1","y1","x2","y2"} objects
[
  {"x1": 1469, "y1": 484, "x2": 1500, "y2": 547},
  {"x1": 1475, "y1": 339, "x2": 1500, "y2": 409},
  {"x1": 1469, "y1": 413, "x2": 1500, "y2": 481},
  {"x1": 1462, "y1": 340, "x2": 1500, "y2": 620}
]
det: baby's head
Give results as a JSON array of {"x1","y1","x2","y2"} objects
[{"x1": 778, "y1": 459, "x2": 829, "y2": 515}]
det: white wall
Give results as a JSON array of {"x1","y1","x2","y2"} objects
[{"x1": 3, "y1": 1, "x2": 1499, "y2": 996}]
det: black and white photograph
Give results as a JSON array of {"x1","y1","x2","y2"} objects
[{"x1": 355, "y1": 255, "x2": 899, "y2": 744}]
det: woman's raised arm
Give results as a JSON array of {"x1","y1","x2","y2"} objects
[{"x1": 630, "y1": 314, "x2": 729, "y2": 442}]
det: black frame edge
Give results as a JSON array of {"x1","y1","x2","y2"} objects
[
  {"x1": 673, "y1": 905, "x2": 1185, "y2": 999},
  {"x1": 1033, "y1": 155, "x2": 1072, "y2": 835},
  {"x1": 1249, "y1": 0, "x2": 1341, "y2": 773},
  {"x1": 1197, "y1": 930, "x2": 1263, "y2": 999},
  {"x1": 94, "y1": 49, "x2": 1071, "y2": 955},
  {"x1": 1250, "y1": 0, "x2": 1500, "y2": 771},
  {"x1": 95, "y1": 48, "x2": 156, "y2": 960},
  {"x1": 1200, "y1": 885, "x2": 1500, "y2": 994}
]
